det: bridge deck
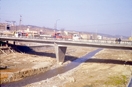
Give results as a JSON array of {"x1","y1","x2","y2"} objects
[{"x1": 0, "y1": 37, "x2": 132, "y2": 50}]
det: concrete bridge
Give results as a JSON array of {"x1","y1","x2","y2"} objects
[{"x1": 0, "y1": 37, "x2": 132, "y2": 64}]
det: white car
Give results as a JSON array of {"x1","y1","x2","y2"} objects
[{"x1": 73, "y1": 34, "x2": 81, "y2": 41}]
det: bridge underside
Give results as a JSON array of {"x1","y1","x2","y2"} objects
[{"x1": 1, "y1": 41, "x2": 68, "y2": 64}]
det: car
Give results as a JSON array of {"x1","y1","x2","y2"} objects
[{"x1": 73, "y1": 34, "x2": 81, "y2": 41}]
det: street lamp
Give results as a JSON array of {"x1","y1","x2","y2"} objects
[
  {"x1": 54, "y1": 19, "x2": 60, "y2": 32},
  {"x1": 19, "y1": 15, "x2": 22, "y2": 30}
]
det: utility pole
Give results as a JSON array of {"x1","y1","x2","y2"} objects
[
  {"x1": 96, "y1": 29, "x2": 98, "y2": 39},
  {"x1": 54, "y1": 19, "x2": 60, "y2": 33},
  {"x1": 19, "y1": 15, "x2": 22, "y2": 30}
]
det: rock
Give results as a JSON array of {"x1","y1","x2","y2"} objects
[
  {"x1": 0, "y1": 65, "x2": 7, "y2": 69},
  {"x1": 59, "y1": 62, "x2": 63, "y2": 65},
  {"x1": 57, "y1": 74, "x2": 65, "y2": 80},
  {"x1": 46, "y1": 78, "x2": 49, "y2": 83},
  {"x1": 38, "y1": 82, "x2": 41, "y2": 84},
  {"x1": 68, "y1": 77, "x2": 75, "y2": 82}
]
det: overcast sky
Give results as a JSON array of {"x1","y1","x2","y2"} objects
[{"x1": 0, "y1": 0, "x2": 132, "y2": 36}]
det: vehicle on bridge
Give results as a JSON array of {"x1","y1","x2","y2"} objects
[
  {"x1": 52, "y1": 32, "x2": 63, "y2": 39},
  {"x1": 72, "y1": 34, "x2": 82, "y2": 41}
]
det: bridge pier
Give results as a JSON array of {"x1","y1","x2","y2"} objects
[
  {"x1": 13, "y1": 41, "x2": 15, "y2": 45},
  {"x1": 6, "y1": 41, "x2": 8, "y2": 47},
  {"x1": 55, "y1": 44, "x2": 67, "y2": 65}
]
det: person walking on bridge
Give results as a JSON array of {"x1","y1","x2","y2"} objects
[{"x1": 118, "y1": 38, "x2": 121, "y2": 44}]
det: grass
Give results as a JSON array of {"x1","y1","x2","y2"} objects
[{"x1": 105, "y1": 75, "x2": 128, "y2": 86}]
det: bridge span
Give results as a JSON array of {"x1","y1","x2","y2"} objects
[{"x1": 0, "y1": 37, "x2": 132, "y2": 64}]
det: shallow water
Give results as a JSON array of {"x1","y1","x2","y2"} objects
[{"x1": 1, "y1": 48, "x2": 102, "y2": 87}]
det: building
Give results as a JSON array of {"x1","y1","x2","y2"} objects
[
  {"x1": 129, "y1": 37, "x2": 132, "y2": 41},
  {"x1": 0, "y1": 23, "x2": 8, "y2": 30}
]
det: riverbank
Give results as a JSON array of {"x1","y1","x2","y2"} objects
[
  {"x1": 25, "y1": 48, "x2": 132, "y2": 87},
  {"x1": 0, "y1": 43, "x2": 132, "y2": 87},
  {"x1": 0, "y1": 45, "x2": 96, "y2": 85}
]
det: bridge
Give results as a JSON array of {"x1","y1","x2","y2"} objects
[{"x1": 0, "y1": 37, "x2": 132, "y2": 64}]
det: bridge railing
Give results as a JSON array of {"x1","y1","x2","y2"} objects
[
  {"x1": 79, "y1": 39, "x2": 132, "y2": 45},
  {"x1": 0, "y1": 36, "x2": 132, "y2": 46}
]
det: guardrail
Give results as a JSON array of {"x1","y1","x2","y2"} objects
[{"x1": 84, "y1": 40, "x2": 132, "y2": 45}]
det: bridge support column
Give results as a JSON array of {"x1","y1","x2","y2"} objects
[
  {"x1": 6, "y1": 41, "x2": 8, "y2": 47},
  {"x1": 13, "y1": 41, "x2": 15, "y2": 45},
  {"x1": 55, "y1": 44, "x2": 67, "y2": 65}
]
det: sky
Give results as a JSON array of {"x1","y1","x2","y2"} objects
[{"x1": 0, "y1": 0, "x2": 132, "y2": 36}]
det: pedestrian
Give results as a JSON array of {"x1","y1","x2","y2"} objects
[{"x1": 118, "y1": 38, "x2": 121, "y2": 44}]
